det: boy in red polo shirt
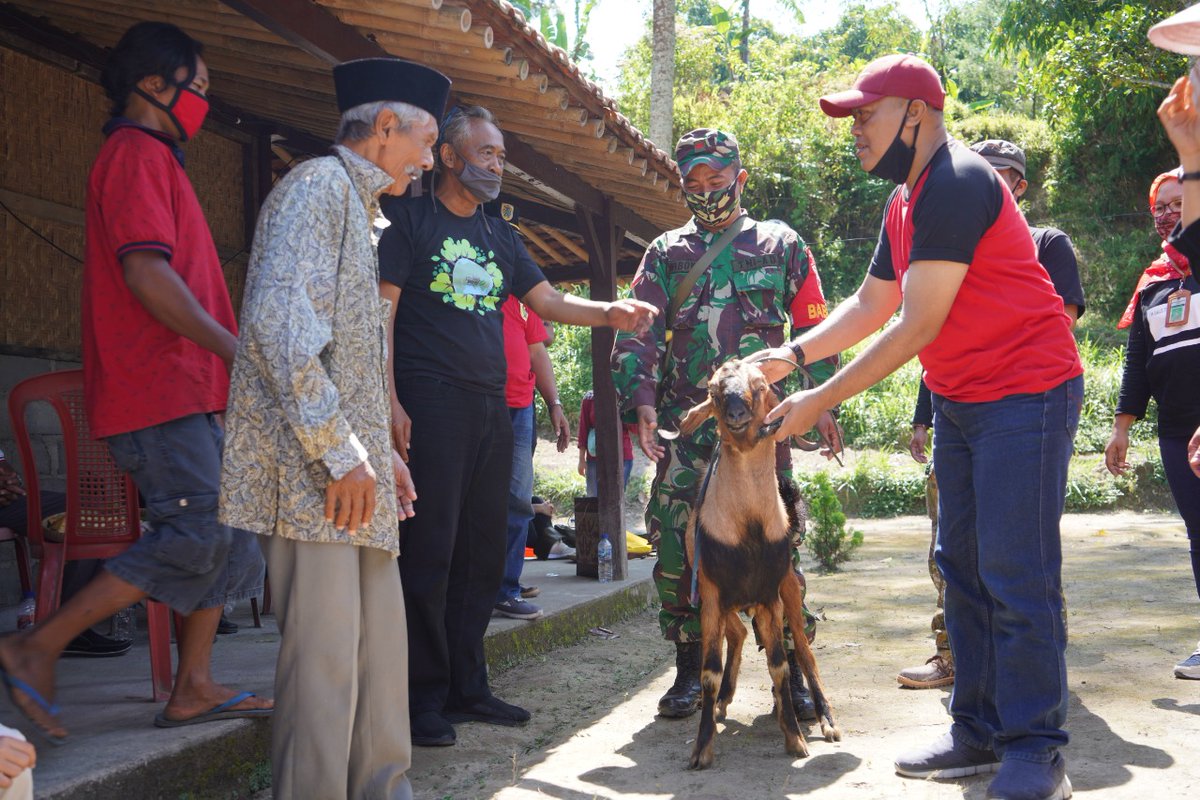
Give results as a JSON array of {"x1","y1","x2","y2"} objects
[
  {"x1": 754, "y1": 55, "x2": 1080, "y2": 800},
  {"x1": 0, "y1": 22, "x2": 270, "y2": 742}
]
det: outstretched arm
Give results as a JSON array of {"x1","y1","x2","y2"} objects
[
  {"x1": 521, "y1": 281, "x2": 657, "y2": 334},
  {"x1": 766, "y1": 260, "x2": 966, "y2": 440}
]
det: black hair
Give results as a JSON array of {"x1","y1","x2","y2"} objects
[{"x1": 100, "y1": 22, "x2": 205, "y2": 117}]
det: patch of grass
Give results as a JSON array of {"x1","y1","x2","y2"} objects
[{"x1": 532, "y1": 467, "x2": 586, "y2": 514}]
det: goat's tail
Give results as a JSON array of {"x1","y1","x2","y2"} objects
[{"x1": 778, "y1": 474, "x2": 807, "y2": 546}]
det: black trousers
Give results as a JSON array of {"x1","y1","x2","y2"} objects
[
  {"x1": 397, "y1": 377, "x2": 512, "y2": 714},
  {"x1": 1161, "y1": 435, "x2": 1200, "y2": 601}
]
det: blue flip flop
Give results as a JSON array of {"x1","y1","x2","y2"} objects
[
  {"x1": 0, "y1": 667, "x2": 66, "y2": 746},
  {"x1": 153, "y1": 690, "x2": 273, "y2": 728}
]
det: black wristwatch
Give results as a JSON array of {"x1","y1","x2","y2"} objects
[{"x1": 785, "y1": 340, "x2": 806, "y2": 365}]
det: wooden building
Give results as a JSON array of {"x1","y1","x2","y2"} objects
[{"x1": 0, "y1": 0, "x2": 688, "y2": 577}]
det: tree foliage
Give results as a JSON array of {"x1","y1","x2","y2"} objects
[{"x1": 588, "y1": 0, "x2": 1183, "y2": 452}]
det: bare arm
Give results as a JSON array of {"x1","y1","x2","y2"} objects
[
  {"x1": 1158, "y1": 75, "x2": 1200, "y2": 228},
  {"x1": 530, "y1": 342, "x2": 570, "y2": 451},
  {"x1": 379, "y1": 280, "x2": 412, "y2": 461},
  {"x1": 751, "y1": 273, "x2": 901, "y2": 384},
  {"x1": 122, "y1": 251, "x2": 238, "y2": 367},
  {"x1": 521, "y1": 281, "x2": 656, "y2": 333},
  {"x1": 766, "y1": 260, "x2": 968, "y2": 439}
]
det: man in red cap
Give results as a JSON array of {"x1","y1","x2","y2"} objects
[{"x1": 752, "y1": 54, "x2": 1081, "y2": 800}]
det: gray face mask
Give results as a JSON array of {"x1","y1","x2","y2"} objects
[{"x1": 454, "y1": 151, "x2": 502, "y2": 202}]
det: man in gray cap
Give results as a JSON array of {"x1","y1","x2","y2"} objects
[
  {"x1": 220, "y1": 56, "x2": 448, "y2": 799},
  {"x1": 898, "y1": 138, "x2": 1084, "y2": 692}
]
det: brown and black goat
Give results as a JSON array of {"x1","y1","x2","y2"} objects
[{"x1": 676, "y1": 357, "x2": 841, "y2": 770}]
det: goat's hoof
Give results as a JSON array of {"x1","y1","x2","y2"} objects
[
  {"x1": 688, "y1": 747, "x2": 714, "y2": 770},
  {"x1": 785, "y1": 736, "x2": 809, "y2": 758},
  {"x1": 821, "y1": 723, "x2": 842, "y2": 742},
  {"x1": 716, "y1": 701, "x2": 730, "y2": 721}
]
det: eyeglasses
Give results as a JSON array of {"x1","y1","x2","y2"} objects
[{"x1": 1153, "y1": 199, "x2": 1183, "y2": 217}]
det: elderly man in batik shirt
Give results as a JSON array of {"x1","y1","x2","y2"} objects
[
  {"x1": 220, "y1": 58, "x2": 448, "y2": 800},
  {"x1": 612, "y1": 128, "x2": 840, "y2": 721}
]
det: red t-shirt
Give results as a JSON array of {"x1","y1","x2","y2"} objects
[
  {"x1": 869, "y1": 142, "x2": 1081, "y2": 403},
  {"x1": 502, "y1": 295, "x2": 549, "y2": 408},
  {"x1": 82, "y1": 122, "x2": 237, "y2": 438}
]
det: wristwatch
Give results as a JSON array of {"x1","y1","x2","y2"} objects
[{"x1": 785, "y1": 340, "x2": 806, "y2": 365}]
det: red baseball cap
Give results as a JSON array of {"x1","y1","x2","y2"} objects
[{"x1": 819, "y1": 54, "x2": 945, "y2": 118}]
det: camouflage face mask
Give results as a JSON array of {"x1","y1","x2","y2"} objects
[{"x1": 683, "y1": 179, "x2": 741, "y2": 228}]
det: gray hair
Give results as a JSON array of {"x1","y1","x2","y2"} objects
[
  {"x1": 439, "y1": 105, "x2": 498, "y2": 155},
  {"x1": 334, "y1": 100, "x2": 428, "y2": 144}
]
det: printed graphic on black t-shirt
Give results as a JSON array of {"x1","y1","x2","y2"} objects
[
  {"x1": 428, "y1": 236, "x2": 506, "y2": 314},
  {"x1": 379, "y1": 196, "x2": 546, "y2": 396}
]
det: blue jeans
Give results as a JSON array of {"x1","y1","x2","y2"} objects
[
  {"x1": 498, "y1": 404, "x2": 536, "y2": 602},
  {"x1": 584, "y1": 459, "x2": 634, "y2": 497},
  {"x1": 932, "y1": 375, "x2": 1081, "y2": 763}
]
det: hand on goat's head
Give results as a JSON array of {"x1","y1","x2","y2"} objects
[{"x1": 686, "y1": 359, "x2": 780, "y2": 447}]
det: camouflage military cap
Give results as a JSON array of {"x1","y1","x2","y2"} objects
[{"x1": 674, "y1": 128, "x2": 740, "y2": 177}]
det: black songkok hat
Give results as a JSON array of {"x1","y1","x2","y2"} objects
[{"x1": 332, "y1": 57, "x2": 451, "y2": 118}]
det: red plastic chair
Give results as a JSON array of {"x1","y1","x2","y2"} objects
[
  {"x1": 0, "y1": 527, "x2": 32, "y2": 598},
  {"x1": 7, "y1": 369, "x2": 173, "y2": 701}
]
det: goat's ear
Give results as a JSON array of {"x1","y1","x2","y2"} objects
[
  {"x1": 762, "y1": 386, "x2": 781, "y2": 415},
  {"x1": 679, "y1": 398, "x2": 714, "y2": 435}
]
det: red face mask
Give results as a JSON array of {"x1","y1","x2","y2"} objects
[
  {"x1": 136, "y1": 83, "x2": 209, "y2": 142},
  {"x1": 1156, "y1": 210, "x2": 1181, "y2": 242}
]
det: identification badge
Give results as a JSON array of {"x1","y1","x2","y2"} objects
[{"x1": 1166, "y1": 289, "x2": 1191, "y2": 328}]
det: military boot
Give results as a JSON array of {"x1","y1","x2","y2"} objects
[
  {"x1": 788, "y1": 651, "x2": 817, "y2": 721},
  {"x1": 657, "y1": 641, "x2": 702, "y2": 718}
]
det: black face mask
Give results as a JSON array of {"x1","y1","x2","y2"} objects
[{"x1": 868, "y1": 100, "x2": 920, "y2": 185}]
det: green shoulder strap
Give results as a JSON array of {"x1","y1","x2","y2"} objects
[{"x1": 667, "y1": 214, "x2": 749, "y2": 326}]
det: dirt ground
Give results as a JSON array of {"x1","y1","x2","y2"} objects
[{"x1": 408, "y1": 509, "x2": 1200, "y2": 799}]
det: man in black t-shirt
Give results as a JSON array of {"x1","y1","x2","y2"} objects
[
  {"x1": 378, "y1": 105, "x2": 655, "y2": 748},
  {"x1": 899, "y1": 139, "x2": 1085, "y2": 691}
]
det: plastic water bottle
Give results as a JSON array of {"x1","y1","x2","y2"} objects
[
  {"x1": 597, "y1": 533, "x2": 613, "y2": 584},
  {"x1": 15, "y1": 592, "x2": 35, "y2": 630},
  {"x1": 110, "y1": 606, "x2": 134, "y2": 642}
]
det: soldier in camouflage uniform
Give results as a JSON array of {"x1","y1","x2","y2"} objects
[{"x1": 611, "y1": 129, "x2": 840, "y2": 720}]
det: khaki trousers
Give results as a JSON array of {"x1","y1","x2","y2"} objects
[{"x1": 261, "y1": 536, "x2": 411, "y2": 800}]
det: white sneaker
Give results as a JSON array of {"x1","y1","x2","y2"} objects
[
  {"x1": 1174, "y1": 642, "x2": 1200, "y2": 679},
  {"x1": 547, "y1": 541, "x2": 576, "y2": 559}
]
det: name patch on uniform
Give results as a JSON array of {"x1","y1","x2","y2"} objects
[{"x1": 732, "y1": 254, "x2": 784, "y2": 272}]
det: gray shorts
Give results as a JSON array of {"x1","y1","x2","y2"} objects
[{"x1": 104, "y1": 413, "x2": 264, "y2": 614}]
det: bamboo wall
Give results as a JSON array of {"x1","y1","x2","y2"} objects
[{"x1": 0, "y1": 45, "x2": 249, "y2": 359}]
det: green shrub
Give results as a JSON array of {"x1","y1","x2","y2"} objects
[
  {"x1": 797, "y1": 471, "x2": 863, "y2": 572},
  {"x1": 834, "y1": 454, "x2": 927, "y2": 518},
  {"x1": 837, "y1": 332, "x2": 1159, "y2": 458},
  {"x1": 533, "y1": 467, "x2": 586, "y2": 513}
]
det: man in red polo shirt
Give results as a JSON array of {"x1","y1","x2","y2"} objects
[
  {"x1": 495, "y1": 293, "x2": 570, "y2": 620},
  {"x1": 753, "y1": 55, "x2": 1081, "y2": 800},
  {"x1": 0, "y1": 21, "x2": 270, "y2": 742}
]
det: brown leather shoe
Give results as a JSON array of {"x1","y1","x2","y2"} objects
[{"x1": 897, "y1": 654, "x2": 955, "y2": 689}]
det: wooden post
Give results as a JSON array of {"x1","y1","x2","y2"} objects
[{"x1": 576, "y1": 202, "x2": 627, "y2": 579}]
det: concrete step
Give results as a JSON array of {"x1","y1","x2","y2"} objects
[{"x1": 10, "y1": 557, "x2": 654, "y2": 799}]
